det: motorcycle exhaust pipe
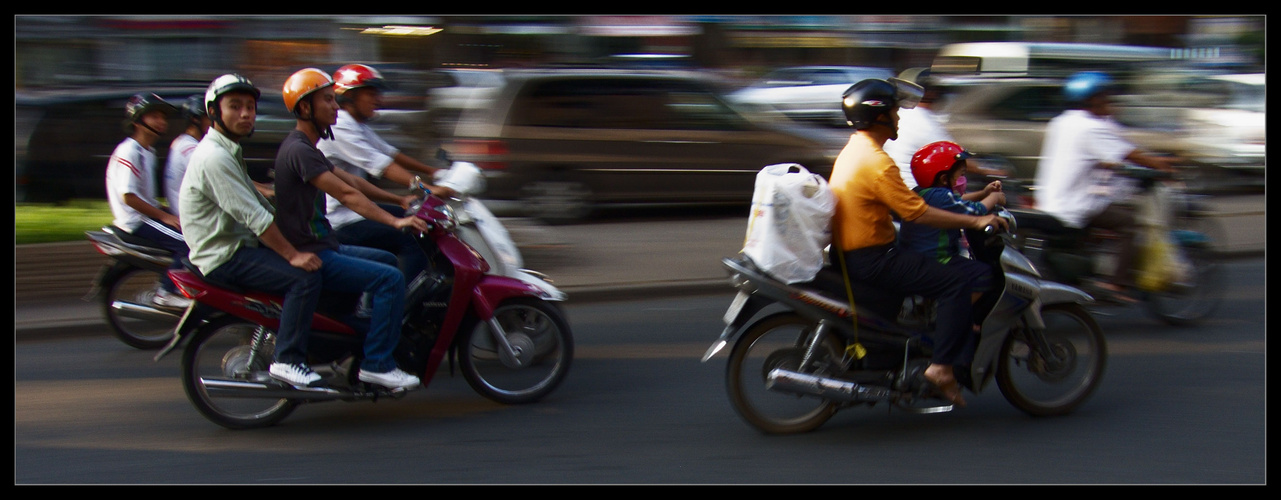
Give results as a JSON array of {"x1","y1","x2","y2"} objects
[
  {"x1": 200, "y1": 378, "x2": 353, "y2": 401},
  {"x1": 112, "y1": 301, "x2": 182, "y2": 322},
  {"x1": 765, "y1": 368, "x2": 893, "y2": 403}
]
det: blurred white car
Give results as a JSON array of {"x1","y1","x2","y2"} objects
[
  {"x1": 1178, "y1": 73, "x2": 1265, "y2": 175},
  {"x1": 727, "y1": 66, "x2": 893, "y2": 127}
]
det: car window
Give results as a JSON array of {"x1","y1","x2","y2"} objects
[
  {"x1": 811, "y1": 69, "x2": 852, "y2": 85},
  {"x1": 988, "y1": 86, "x2": 1063, "y2": 122}
]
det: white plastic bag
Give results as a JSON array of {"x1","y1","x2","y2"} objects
[{"x1": 741, "y1": 163, "x2": 836, "y2": 284}]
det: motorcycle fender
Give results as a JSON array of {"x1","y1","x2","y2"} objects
[
  {"x1": 702, "y1": 291, "x2": 770, "y2": 362},
  {"x1": 154, "y1": 302, "x2": 217, "y2": 362},
  {"x1": 1038, "y1": 279, "x2": 1095, "y2": 307},
  {"x1": 470, "y1": 274, "x2": 549, "y2": 320}
]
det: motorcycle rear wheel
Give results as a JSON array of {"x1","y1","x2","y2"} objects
[
  {"x1": 997, "y1": 304, "x2": 1106, "y2": 417},
  {"x1": 459, "y1": 298, "x2": 573, "y2": 404},
  {"x1": 726, "y1": 314, "x2": 840, "y2": 435},
  {"x1": 1145, "y1": 243, "x2": 1223, "y2": 326},
  {"x1": 181, "y1": 317, "x2": 297, "y2": 429},
  {"x1": 103, "y1": 265, "x2": 181, "y2": 349}
]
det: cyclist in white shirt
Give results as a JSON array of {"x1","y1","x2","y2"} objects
[
  {"x1": 1034, "y1": 71, "x2": 1176, "y2": 299},
  {"x1": 106, "y1": 93, "x2": 190, "y2": 308},
  {"x1": 318, "y1": 63, "x2": 454, "y2": 283}
]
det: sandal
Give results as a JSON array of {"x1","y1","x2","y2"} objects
[{"x1": 922, "y1": 367, "x2": 968, "y2": 408}]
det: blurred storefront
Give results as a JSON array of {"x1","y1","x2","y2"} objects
[{"x1": 16, "y1": 15, "x2": 1264, "y2": 90}]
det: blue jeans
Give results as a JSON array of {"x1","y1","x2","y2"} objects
[
  {"x1": 204, "y1": 245, "x2": 323, "y2": 366},
  {"x1": 315, "y1": 245, "x2": 406, "y2": 373},
  {"x1": 841, "y1": 244, "x2": 992, "y2": 366},
  {"x1": 333, "y1": 204, "x2": 431, "y2": 284}
]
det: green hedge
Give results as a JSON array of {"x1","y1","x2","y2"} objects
[{"x1": 14, "y1": 200, "x2": 117, "y2": 245}]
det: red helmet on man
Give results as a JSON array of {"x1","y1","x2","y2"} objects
[
  {"x1": 333, "y1": 63, "x2": 387, "y2": 99},
  {"x1": 910, "y1": 141, "x2": 972, "y2": 188}
]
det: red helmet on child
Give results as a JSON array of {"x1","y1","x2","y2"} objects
[{"x1": 910, "y1": 141, "x2": 972, "y2": 188}]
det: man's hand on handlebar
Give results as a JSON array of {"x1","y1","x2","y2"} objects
[{"x1": 394, "y1": 215, "x2": 431, "y2": 234}]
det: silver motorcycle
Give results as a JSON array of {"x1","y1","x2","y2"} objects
[{"x1": 703, "y1": 208, "x2": 1107, "y2": 434}]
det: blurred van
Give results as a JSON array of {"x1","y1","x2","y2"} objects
[
  {"x1": 447, "y1": 68, "x2": 846, "y2": 223},
  {"x1": 930, "y1": 41, "x2": 1181, "y2": 79}
]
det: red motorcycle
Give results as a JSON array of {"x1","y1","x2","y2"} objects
[{"x1": 155, "y1": 185, "x2": 573, "y2": 430}]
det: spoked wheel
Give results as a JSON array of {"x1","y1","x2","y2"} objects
[
  {"x1": 997, "y1": 304, "x2": 1106, "y2": 417},
  {"x1": 726, "y1": 314, "x2": 841, "y2": 434},
  {"x1": 459, "y1": 298, "x2": 573, "y2": 404},
  {"x1": 181, "y1": 317, "x2": 297, "y2": 429},
  {"x1": 102, "y1": 266, "x2": 182, "y2": 349},
  {"x1": 1146, "y1": 243, "x2": 1224, "y2": 326}
]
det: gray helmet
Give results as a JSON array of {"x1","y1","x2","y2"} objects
[
  {"x1": 840, "y1": 78, "x2": 923, "y2": 130},
  {"x1": 181, "y1": 94, "x2": 207, "y2": 120}
]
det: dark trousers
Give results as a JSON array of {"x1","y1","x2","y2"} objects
[
  {"x1": 841, "y1": 244, "x2": 992, "y2": 366},
  {"x1": 130, "y1": 219, "x2": 189, "y2": 293},
  {"x1": 333, "y1": 204, "x2": 431, "y2": 284},
  {"x1": 1087, "y1": 203, "x2": 1137, "y2": 288}
]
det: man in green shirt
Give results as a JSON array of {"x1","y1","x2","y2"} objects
[{"x1": 178, "y1": 73, "x2": 328, "y2": 388}]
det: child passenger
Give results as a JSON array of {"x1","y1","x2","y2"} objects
[{"x1": 898, "y1": 141, "x2": 1005, "y2": 322}]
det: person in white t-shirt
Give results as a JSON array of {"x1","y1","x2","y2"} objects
[
  {"x1": 1034, "y1": 71, "x2": 1176, "y2": 299},
  {"x1": 318, "y1": 63, "x2": 454, "y2": 283},
  {"x1": 106, "y1": 93, "x2": 190, "y2": 308},
  {"x1": 885, "y1": 67, "x2": 1004, "y2": 191}
]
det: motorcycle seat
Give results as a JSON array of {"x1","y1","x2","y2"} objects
[{"x1": 104, "y1": 225, "x2": 174, "y2": 255}]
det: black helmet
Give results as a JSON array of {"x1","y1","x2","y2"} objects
[
  {"x1": 181, "y1": 94, "x2": 207, "y2": 120},
  {"x1": 840, "y1": 78, "x2": 923, "y2": 131},
  {"x1": 122, "y1": 93, "x2": 176, "y2": 133}
]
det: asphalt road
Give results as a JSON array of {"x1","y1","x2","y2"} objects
[{"x1": 14, "y1": 258, "x2": 1266, "y2": 484}]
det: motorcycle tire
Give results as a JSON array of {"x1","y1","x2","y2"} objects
[
  {"x1": 181, "y1": 316, "x2": 298, "y2": 430},
  {"x1": 458, "y1": 298, "x2": 573, "y2": 405},
  {"x1": 1145, "y1": 243, "x2": 1224, "y2": 326},
  {"x1": 996, "y1": 303, "x2": 1106, "y2": 417},
  {"x1": 102, "y1": 263, "x2": 182, "y2": 350},
  {"x1": 725, "y1": 313, "x2": 840, "y2": 435}
]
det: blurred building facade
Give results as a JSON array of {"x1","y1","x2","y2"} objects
[{"x1": 16, "y1": 15, "x2": 1264, "y2": 94}]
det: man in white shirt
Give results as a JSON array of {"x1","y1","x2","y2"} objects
[
  {"x1": 1034, "y1": 71, "x2": 1175, "y2": 297},
  {"x1": 106, "y1": 93, "x2": 189, "y2": 308},
  {"x1": 318, "y1": 63, "x2": 453, "y2": 283},
  {"x1": 883, "y1": 68, "x2": 955, "y2": 189}
]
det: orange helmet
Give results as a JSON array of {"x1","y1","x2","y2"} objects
[
  {"x1": 282, "y1": 68, "x2": 335, "y2": 114},
  {"x1": 333, "y1": 63, "x2": 387, "y2": 97},
  {"x1": 910, "y1": 141, "x2": 971, "y2": 188}
]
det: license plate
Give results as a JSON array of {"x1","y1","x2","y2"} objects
[{"x1": 723, "y1": 291, "x2": 750, "y2": 324}]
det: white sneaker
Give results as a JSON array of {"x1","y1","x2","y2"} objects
[
  {"x1": 270, "y1": 362, "x2": 326, "y2": 387},
  {"x1": 152, "y1": 288, "x2": 192, "y2": 309},
  {"x1": 359, "y1": 367, "x2": 421, "y2": 390}
]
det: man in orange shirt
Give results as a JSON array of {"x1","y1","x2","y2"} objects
[{"x1": 829, "y1": 78, "x2": 1006, "y2": 408}]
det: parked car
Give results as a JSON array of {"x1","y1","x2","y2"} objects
[
  {"x1": 446, "y1": 68, "x2": 848, "y2": 223},
  {"x1": 933, "y1": 74, "x2": 1265, "y2": 191},
  {"x1": 726, "y1": 65, "x2": 894, "y2": 127},
  {"x1": 16, "y1": 85, "x2": 428, "y2": 203}
]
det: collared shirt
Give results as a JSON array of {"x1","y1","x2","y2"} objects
[
  {"x1": 882, "y1": 106, "x2": 955, "y2": 189},
  {"x1": 1034, "y1": 109, "x2": 1136, "y2": 228},
  {"x1": 317, "y1": 109, "x2": 401, "y2": 229},
  {"x1": 178, "y1": 128, "x2": 276, "y2": 275},
  {"x1": 829, "y1": 133, "x2": 929, "y2": 251},
  {"x1": 105, "y1": 137, "x2": 160, "y2": 231}
]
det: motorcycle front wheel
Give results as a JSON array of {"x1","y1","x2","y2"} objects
[
  {"x1": 726, "y1": 314, "x2": 840, "y2": 435},
  {"x1": 102, "y1": 265, "x2": 182, "y2": 349},
  {"x1": 181, "y1": 317, "x2": 297, "y2": 430},
  {"x1": 997, "y1": 303, "x2": 1106, "y2": 417},
  {"x1": 459, "y1": 298, "x2": 573, "y2": 404},
  {"x1": 1145, "y1": 243, "x2": 1224, "y2": 326}
]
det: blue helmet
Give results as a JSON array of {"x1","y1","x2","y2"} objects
[{"x1": 1063, "y1": 71, "x2": 1115, "y2": 103}]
